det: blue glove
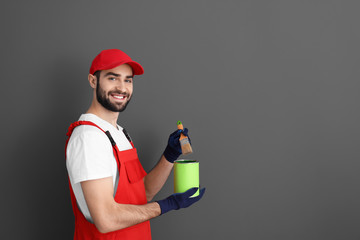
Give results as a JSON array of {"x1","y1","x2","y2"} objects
[
  {"x1": 157, "y1": 187, "x2": 206, "y2": 215},
  {"x1": 163, "y1": 128, "x2": 191, "y2": 163}
]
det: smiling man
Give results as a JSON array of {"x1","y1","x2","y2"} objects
[{"x1": 65, "y1": 49, "x2": 205, "y2": 240}]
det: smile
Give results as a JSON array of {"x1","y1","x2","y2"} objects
[{"x1": 111, "y1": 94, "x2": 127, "y2": 101}]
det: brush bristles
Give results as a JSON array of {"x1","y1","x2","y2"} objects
[{"x1": 180, "y1": 138, "x2": 193, "y2": 155}]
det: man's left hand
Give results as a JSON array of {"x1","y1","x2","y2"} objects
[{"x1": 163, "y1": 128, "x2": 190, "y2": 163}]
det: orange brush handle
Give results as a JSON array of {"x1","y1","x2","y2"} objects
[
  {"x1": 177, "y1": 121, "x2": 193, "y2": 154},
  {"x1": 177, "y1": 121, "x2": 187, "y2": 140},
  {"x1": 177, "y1": 122, "x2": 184, "y2": 130}
]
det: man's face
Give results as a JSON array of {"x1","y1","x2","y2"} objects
[{"x1": 95, "y1": 64, "x2": 134, "y2": 112}]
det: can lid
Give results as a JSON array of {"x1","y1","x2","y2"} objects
[{"x1": 174, "y1": 159, "x2": 198, "y2": 163}]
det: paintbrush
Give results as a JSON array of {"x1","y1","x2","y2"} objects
[{"x1": 177, "y1": 121, "x2": 193, "y2": 155}]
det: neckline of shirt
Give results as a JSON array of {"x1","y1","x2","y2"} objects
[{"x1": 80, "y1": 113, "x2": 123, "y2": 132}]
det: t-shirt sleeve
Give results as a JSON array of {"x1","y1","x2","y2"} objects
[{"x1": 66, "y1": 126, "x2": 115, "y2": 184}]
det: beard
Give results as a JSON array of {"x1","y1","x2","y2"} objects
[{"x1": 96, "y1": 80, "x2": 132, "y2": 112}]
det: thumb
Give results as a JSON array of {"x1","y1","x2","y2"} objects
[
  {"x1": 190, "y1": 187, "x2": 206, "y2": 202},
  {"x1": 181, "y1": 187, "x2": 199, "y2": 199}
]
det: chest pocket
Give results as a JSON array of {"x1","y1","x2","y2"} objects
[
  {"x1": 105, "y1": 130, "x2": 147, "y2": 184},
  {"x1": 124, "y1": 156, "x2": 147, "y2": 183}
]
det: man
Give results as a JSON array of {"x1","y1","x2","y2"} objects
[{"x1": 65, "y1": 49, "x2": 205, "y2": 239}]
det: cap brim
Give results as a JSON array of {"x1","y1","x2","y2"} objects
[
  {"x1": 126, "y1": 61, "x2": 144, "y2": 75},
  {"x1": 94, "y1": 60, "x2": 144, "y2": 75}
]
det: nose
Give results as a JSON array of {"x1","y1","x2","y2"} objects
[{"x1": 115, "y1": 80, "x2": 126, "y2": 92}]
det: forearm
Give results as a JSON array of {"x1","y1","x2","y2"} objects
[
  {"x1": 144, "y1": 155, "x2": 173, "y2": 201},
  {"x1": 97, "y1": 201, "x2": 161, "y2": 233},
  {"x1": 81, "y1": 177, "x2": 161, "y2": 234}
]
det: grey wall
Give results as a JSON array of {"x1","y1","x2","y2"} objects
[{"x1": 1, "y1": 1, "x2": 360, "y2": 239}]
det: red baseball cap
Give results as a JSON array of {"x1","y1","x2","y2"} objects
[{"x1": 89, "y1": 49, "x2": 144, "y2": 75}]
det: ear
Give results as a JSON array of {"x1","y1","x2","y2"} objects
[{"x1": 88, "y1": 74, "x2": 97, "y2": 89}]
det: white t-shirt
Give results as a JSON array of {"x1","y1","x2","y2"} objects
[{"x1": 66, "y1": 113, "x2": 133, "y2": 222}]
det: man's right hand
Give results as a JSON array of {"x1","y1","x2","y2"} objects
[{"x1": 156, "y1": 187, "x2": 206, "y2": 215}]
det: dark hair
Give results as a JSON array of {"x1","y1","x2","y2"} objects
[
  {"x1": 94, "y1": 70, "x2": 101, "y2": 81},
  {"x1": 93, "y1": 70, "x2": 101, "y2": 90}
]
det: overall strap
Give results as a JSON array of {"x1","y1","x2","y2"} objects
[
  {"x1": 66, "y1": 120, "x2": 133, "y2": 145},
  {"x1": 123, "y1": 128, "x2": 135, "y2": 148},
  {"x1": 66, "y1": 121, "x2": 105, "y2": 137},
  {"x1": 65, "y1": 120, "x2": 134, "y2": 158},
  {"x1": 65, "y1": 121, "x2": 114, "y2": 159}
]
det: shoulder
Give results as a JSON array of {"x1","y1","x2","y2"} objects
[
  {"x1": 66, "y1": 125, "x2": 115, "y2": 184},
  {"x1": 67, "y1": 124, "x2": 112, "y2": 153},
  {"x1": 71, "y1": 124, "x2": 107, "y2": 139}
]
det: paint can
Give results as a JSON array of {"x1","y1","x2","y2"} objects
[{"x1": 174, "y1": 159, "x2": 199, "y2": 197}]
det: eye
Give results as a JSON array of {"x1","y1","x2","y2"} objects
[{"x1": 125, "y1": 79, "x2": 133, "y2": 83}]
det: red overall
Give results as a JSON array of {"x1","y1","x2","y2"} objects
[{"x1": 65, "y1": 121, "x2": 152, "y2": 240}]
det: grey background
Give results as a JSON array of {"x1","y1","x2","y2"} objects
[{"x1": 1, "y1": 0, "x2": 360, "y2": 239}]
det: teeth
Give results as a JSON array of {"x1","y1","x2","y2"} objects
[{"x1": 113, "y1": 95, "x2": 125, "y2": 99}]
